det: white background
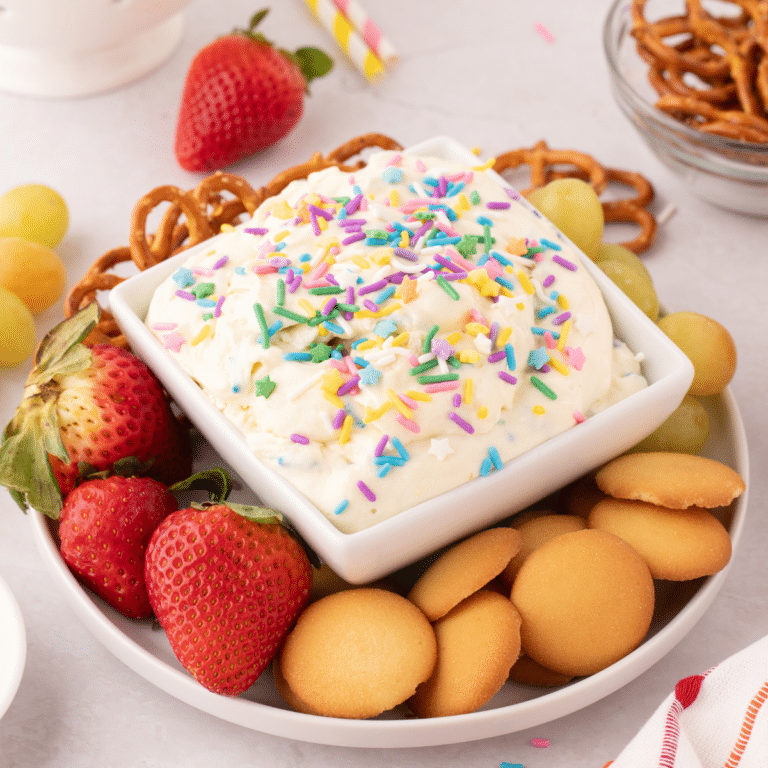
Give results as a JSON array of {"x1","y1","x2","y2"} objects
[{"x1": 1, "y1": 1, "x2": 766, "y2": 766}]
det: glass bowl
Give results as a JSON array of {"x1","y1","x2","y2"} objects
[{"x1": 603, "y1": 0, "x2": 768, "y2": 216}]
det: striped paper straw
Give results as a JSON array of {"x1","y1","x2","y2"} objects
[
  {"x1": 302, "y1": 0, "x2": 385, "y2": 81},
  {"x1": 332, "y1": 0, "x2": 399, "y2": 66}
]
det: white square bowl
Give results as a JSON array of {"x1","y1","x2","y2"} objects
[{"x1": 110, "y1": 135, "x2": 694, "y2": 583}]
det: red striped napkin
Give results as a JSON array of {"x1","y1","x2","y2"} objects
[{"x1": 608, "y1": 634, "x2": 768, "y2": 767}]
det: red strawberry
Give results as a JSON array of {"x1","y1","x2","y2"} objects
[
  {"x1": 174, "y1": 9, "x2": 333, "y2": 172},
  {"x1": 0, "y1": 303, "x2": 193, "y2": 517},
  {"x1": 145, "y1": 502, "x2": 313, "y2": 696},
  {"x1": 59, "y1": 475, "x2": 178, "y2": 619}
]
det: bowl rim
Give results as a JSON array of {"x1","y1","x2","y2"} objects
[{"x1": 602, "y1": 0, "x2": 768, "y2": 164}]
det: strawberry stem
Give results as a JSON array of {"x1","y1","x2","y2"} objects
[
  {"x1": 233, "y1": 8, "x2": 333, "y2": 87},
  {"x1": 170, "y1": 467, "x2": 234, "y2": 502},
  {"x1": 233, "y1": 503, "x2": 321, "y2": 569},
  {"x1": 248, "y1": 9, "x2": 269, "y2": 32}
]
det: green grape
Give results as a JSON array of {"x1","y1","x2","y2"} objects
[
  {"x1": 0, "y1": 285, "x2": 36, "y2": 368},
  {"x1": 657, "y1": 312, "x2": 737, "y2": 396},
  {"x1": 526, "y1": 178, "x2": 604, "y2": 260},
  {"x1": 598, "y1": 258, "x2": 660, "y2": 321},
  {"x1": 593, "y1": 242, "x2": 653, "y2": 283},
  {"x1": 631, "y1": 395, "x2": 710, "y2": 454},
  {"x1": 0, "y1": 237, "x2": 67, "y2": 313},
  {"x1": 0, "y1": 184, "x2": 69, "y2": 248}
]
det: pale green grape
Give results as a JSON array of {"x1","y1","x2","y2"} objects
[
  {"x1": 0, "y1": 184, "x2": 69, "y2": 248},
  {"x1": 598, "y1": 258, "x2": 660, "y2": 321},
  {"x1": 0, "y1": 285, "x2": 36, "y2": 367},
  {"x1": 657, "y1": 312, "x2": 737, "y2": 396},
  {"x1": 0, "y1": 237, "x2": 67, "y2": 313},
  {"x1": 593, "y1": 242, "x2": 653, "y2": 283},
  {"x1": 526, "y1": 178, "x2": 604, "y2": 260},
  {"x1": 631, "y1": 394, "x2": 710, "y2": 454}
]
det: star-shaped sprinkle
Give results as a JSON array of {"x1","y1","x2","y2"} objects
[
  {"x1": 359, "y1": 365, "x2": 383, "y2": 386},
  {"x1": 400, "y1": 275, "x2": 418, "y2": 303},
  {"x1": 431, "y1": 338, "x2": 454, "y2": 360},
  {"x1": 528, "y1": 346, "x2": 550, "y2": 370},
  {"x1": 171, "y1": 267, "x2": 194, "y2": 288},
  {"x1": 254, "y1": 375, "x2": 276, "y2": 398},
  {"x1": 161, "y1": 331, "x2": 186, "y2": 352},
  {"x1": 494, "y1": 295, "x2": 520, "y2": 317},
  {"x1": 456, "y1": 234, "x2": 479, "y2": 257},
  {"x1": 321, "y1": 369, "x2": 345, "y2": 394},
  {"x1": 466, "y1": 269, "x2": 499, "y2": 297},
  {"x1": 382, "y1": 166, "x2": 403, "y2": 183},
  {"x1": 574, "y1": 313, "x2": 595, "y2": 335},
  {"x1": 506, "y1": 237, "x2": 527, "y2": 256},
  {"x1": 269, "y1": 199, "x2": 294, "y2": 220},
  {"x1": 564, "y1": 345, "x2": 587, "y2": 370},
  {"x1": 473, "y1": 333, "x2": 492, "y2": 355},
  {"x1": 334, "y1": 267, "x2": 360, "y2": 289},
  {"x1": 428, "y1": 438, "x2": 454, "y2": 461},
  {"x1": 374, "y1": 318, "x2": 397, "y2": 338},
  {"x1": 309, "y1": 342, "x2": 333, "y2": 363}
]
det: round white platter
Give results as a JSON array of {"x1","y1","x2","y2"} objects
[{"x1": 28, "y1": 386, "x2": 748, "y2": 748}]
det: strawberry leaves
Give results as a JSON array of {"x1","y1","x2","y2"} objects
[
  {"x1": 240, "y1": 9, "x2": 332, "y2": 87},
  {"x1": 170, "y1": 467, "x2": 320, "y2": 567},
  {"x1": 1, "y1": 302, "x2": 193, "y2": 516},
  {"x1": 0, "y1": 304, "x2": 101, "y2": 515},
  {"x1": 0, "y1": 410, "x2": 61, "y2": 514},
  {"x1": 30, "y1": 301, "x2": 98, "y2": 383},
  {"x1": 242, "y1": 8, "x2": 270, "y2": 36},
  {"x1": 292, "y1": 46, "x2": 334, "y2": 88},
  {"x1": 238, "y1": 10, "x2": 333, "y2": 89}
]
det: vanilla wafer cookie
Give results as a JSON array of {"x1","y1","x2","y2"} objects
[
  {"x1": 595, "y1": 452, "x2": 745, "y2": 509},
  {"x1": 588, "y1": 498, "x2": 732, "y2": 580},
  {"x1": 407, "y1": 527, "x2": 522, "y2": 622}
]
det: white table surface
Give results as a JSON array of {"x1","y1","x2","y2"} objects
[{"x1": 1, "y1": 1, "x2": 766, "y2": 766}]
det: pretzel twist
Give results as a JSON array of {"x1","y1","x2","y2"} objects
[
  {"x1": 325, "y1": 133, "x2": 404, "y2": 167},
  {"x1": 631, "y1": 0, "x2": 768, "y2": 142},
  {"x1": 129, "y1": 185, "x2": 214, "y2": 272},
  {"x1": 492, "y1": 141, "x2": 657, "y2": 254},
  {"x1": 631, "y1": 8, "x2": 733, "y2": 81},
  {"x1": 494, "y1": 141, "x2": 609, "y2": 194},
  {"x1": 603, "y1": 201, "x2": 658, "y2": 254},
  {"x1": 655, "y1": 93, "x2": 768, "y2": 139}
]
